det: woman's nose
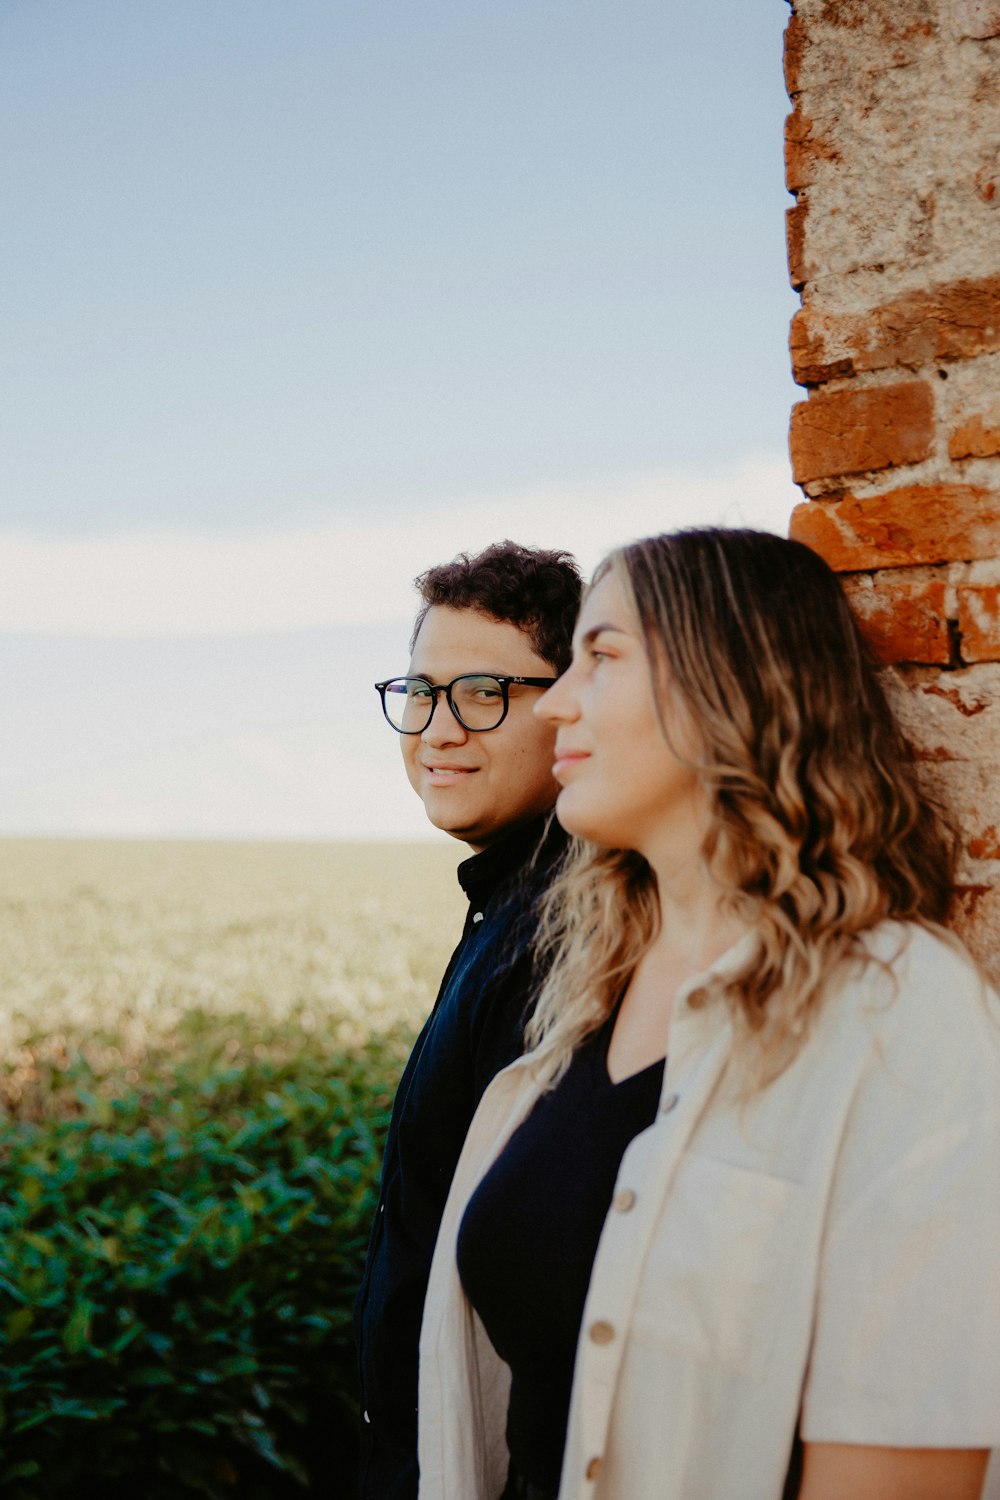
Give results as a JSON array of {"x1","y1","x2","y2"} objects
[{"x1": 534, "y1": 672, "x2": 575, "y2": 724}]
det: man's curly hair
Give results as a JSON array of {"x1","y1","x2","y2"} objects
[{"x1": 410, "y1": 540, "x2": 582, "y2": 672}]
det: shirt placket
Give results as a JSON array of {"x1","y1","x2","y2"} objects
[{"x1": 566, "y1": 1008, "x2": 734, "y2": 1497}]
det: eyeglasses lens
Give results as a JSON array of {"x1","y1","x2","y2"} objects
[
  {"x1": 383, "y1": 679, "x2": 432, "y2": 733},
  {"x1": 450, "y1": 676, "x2": 505, "y2": 730},
  {"x1": 382, "y1": 676, "x2": 506, "y2": 732}
]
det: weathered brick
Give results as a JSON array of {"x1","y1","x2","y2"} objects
[
  {"x1": 950, "y1": 883, "x2": 1000, "y2": 990},
  {"x1": 958, "y1": 583, "x2": 1000, "y2": 660},
  {"x1": 789, "y1": 381, "x2": 934, "y2": 484},
  {"x1": 813, "y1": 1, "x2": 937, "y2": 41},
  {"x1": 950, "y1": 409, "x2": 1000, "y2": 460},
  {"x1": 841, "y1": 572, "x2": 950, "y2": 663},
  {"x1": 953, "y1": 0, "x2": 1000, "y2": 39},
  {"x1": 920, "y1": 760, "x2": 1000, "y2": 857},
  {"x1": 786, "y1": 204, "x2": 808, "y2": 291},
  {"x1": 789, "y1": 273, "x2": 1000, "y2": 384},
  {"x1": 885, "y1": 664, "x2": 1000, "y2": 763},
  {"x1": 785, "y1": 110, "x2": 841, "y2": 192},
  {"x1": 784, "y1": 12, "x2": 806, "y2": 95},
  {"x1": 791, "y1": 303, "x2": 857, "y2": 384},
  {"x1": 790, "y1": 484, "x2": 1000, "y2": 569},
  {"x1": 968, "y1": 822, "x2": 1000, "y2": 860}
]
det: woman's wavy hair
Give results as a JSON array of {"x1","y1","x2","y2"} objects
[{"x1": 527, "y1": 527, "x2": 958, "y2": 1085}]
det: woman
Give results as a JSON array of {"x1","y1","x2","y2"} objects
[{"x1": 417, "y1": 529, "x2": 1000, "y2": 1500}]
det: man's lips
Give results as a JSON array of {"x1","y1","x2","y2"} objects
[{"x1": 421, "y1": 762, "x2": 480, "y2": 783}]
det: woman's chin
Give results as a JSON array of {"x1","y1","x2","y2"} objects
[{"x1": 554, "y1": 790, "x2": 618, "y2": 847}]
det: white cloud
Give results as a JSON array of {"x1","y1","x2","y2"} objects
[{"x1": 1, "y1": 454, "x2": 798, "y2": 637}]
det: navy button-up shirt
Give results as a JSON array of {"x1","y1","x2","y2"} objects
[{"x1": 354, "y1": 813, "x2": 568, "y2": 1500}]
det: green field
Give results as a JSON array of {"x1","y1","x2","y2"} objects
[{"x1": 0, "y1": 838, "x2": 465, "y2": 1499}]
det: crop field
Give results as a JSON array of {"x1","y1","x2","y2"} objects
[
  {"x1": 0, "y1": 837, "x2": 464, "y2": 1119},
  {"x1": 0, "y1": 838, "x2": 466, "y2": 1499}
]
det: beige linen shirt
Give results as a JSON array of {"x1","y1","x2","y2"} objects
[{"x1": 417, "y1": 922, "x2": 1000, "y2": 1500}]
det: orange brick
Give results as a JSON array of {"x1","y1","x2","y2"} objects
[
  {"x1": 841, "y1": 573, "x2": 950, "y2": 664},
  {"x1": 950, "y1": 411, "x2": 1000, "y2": 461},
  {"x1": 788, "y1": 273, "x2": 1000, "y2": 384},
  {"x1": 783, "y1": 13, "x2": 805, "y2": 96},
  {"x1": 789, "y1": 382, "x2": 934, "y2": 484},
  {"x1": 790, "y1": 484, "x2": 1000, "y2": 570},
  {"x1": 968, "y1": 822, "x2": 1000, "y2": 860},
  {"x1": 958, "y1": 583, "x2": 1000, "y2": 661}
]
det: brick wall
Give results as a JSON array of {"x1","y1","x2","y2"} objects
[{"x1": 783, "y1": 0, "x2": 1000, "y2": 983}]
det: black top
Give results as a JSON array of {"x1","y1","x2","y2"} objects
[
  {"x1": 456, "y1": 1008, "x2": 664, "y2": 1496},
  {"x1": 353, "y1": 813, "x2": 568, "y2": 1500}
]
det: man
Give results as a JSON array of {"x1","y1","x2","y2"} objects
[{"x1": 355, "y1": 540, "x2": 582, "y2": 1500}]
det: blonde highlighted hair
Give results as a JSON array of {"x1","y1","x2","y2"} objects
[{"x1": 527, "y1": 528, "x2": 957, "y2": 1085}]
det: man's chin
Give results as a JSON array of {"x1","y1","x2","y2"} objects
[{"x1": 421, "y1": 799, "x2": 483, "y2": 844}]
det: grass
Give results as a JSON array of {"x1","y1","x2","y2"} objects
[
  {"x1": 0, "y1": 837, "x2": 464, "y2": 1120},
  {"x1": 0, "y1": 837, "x2": 466, "y2": 1497}
]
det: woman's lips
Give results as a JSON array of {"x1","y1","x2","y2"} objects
[{"x1": 552, "y1": 750, "x2": 589, "y2": 780}]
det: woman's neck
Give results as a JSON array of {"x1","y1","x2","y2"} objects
[{"x1": 645, "y1": 838, "x2": 747, "y2": 976}]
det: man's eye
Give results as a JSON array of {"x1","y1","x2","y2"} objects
[
  {"x1": 472, "y1": 686, "x2": 502, "y2": 700},
  {"x1": 409, "y1": 684, "x2": 433, "y2": 700}
]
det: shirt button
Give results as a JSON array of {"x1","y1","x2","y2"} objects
[
  {"x1": 589, "y1": 1319, "x2": 615, "y2": 1345},
  {"x1": 662, "y1": 1091, "x2": 680, "y2": 1114},
  {"x1": 586, "y1": 1456, "x2": 602, "y2": 1481},
  {"x1": 472, "y1": 911, "x2": 484, "y2": 923},
  {"x1": 613, "y1": 1188, "x2": 636, "y2": 1213}
]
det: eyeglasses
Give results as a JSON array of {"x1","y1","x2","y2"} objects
[{"x1": 374, "y1": 673, "x2": 556, "y2": 734}]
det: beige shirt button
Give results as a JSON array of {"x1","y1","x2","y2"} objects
[
  {"x1": 662, "y1": 1091, "x2": 680, "y2": 1114},
  {"x1": 586, "y1": 1456, "x2": 602, "y2": 1481},
  {"x1": 613, "y1": 1188, "x2": 636, "y2": 1213},
  {"x1": 589, "y1": 1319, "x2": 615, "y2": 1345}
]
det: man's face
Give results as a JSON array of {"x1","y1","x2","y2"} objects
[{"x1": 400, "y1": 606, "x2": 561, "y2": 851}]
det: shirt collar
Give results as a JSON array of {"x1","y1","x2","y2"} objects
[
  {"x1": 674, "y1": 928, "x2": 758, "y2": 1011},
  {"x1": 456, "y1": 811, "x2": 565, "y2": 910}
]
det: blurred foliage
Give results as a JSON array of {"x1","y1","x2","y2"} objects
[{"x1": 0, "y1": 839, "x2": 462, "y2": 1498}]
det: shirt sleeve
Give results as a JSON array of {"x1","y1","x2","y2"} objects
[{"x1": 801, "y1": 942, "x2": 1000, "y2": 1447}]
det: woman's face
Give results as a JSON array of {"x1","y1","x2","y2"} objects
[{"x1": 535, "y1": 567, "x2": 707, "y2": 859}]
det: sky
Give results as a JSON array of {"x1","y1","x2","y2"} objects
[{"x1": 1, "y1": 0, "x2": 802, "y2": 841}]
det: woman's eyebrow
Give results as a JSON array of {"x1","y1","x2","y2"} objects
[{"x1": 578, "y1": 623, "x2": 628, "y2": 646}]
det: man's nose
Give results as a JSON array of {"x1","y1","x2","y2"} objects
[{"x1": 422, "y1": 690, "x2": 469, "y2": 744}]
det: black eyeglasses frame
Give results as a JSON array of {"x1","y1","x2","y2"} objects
[{"x1": 374, "y1": 673, "x2": 557, "y2": 734}]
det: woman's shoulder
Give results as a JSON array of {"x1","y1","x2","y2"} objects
[
  {"x1": 857, "y1": 918, "x2": 992, "y2": 1003},
  {"x1": 839, "y1": 919, "x2": 1000, "y2": 1088}
]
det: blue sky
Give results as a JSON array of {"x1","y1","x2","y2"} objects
[{"x1": 1, "y1": 0, "x2": 801, "y2": 839}]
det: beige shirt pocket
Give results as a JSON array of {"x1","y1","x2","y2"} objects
[{"x1": 631, "y1": 1153, "x2": 806, "y2": 1382}]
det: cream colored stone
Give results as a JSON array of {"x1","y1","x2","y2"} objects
[
  {"x1": 884, "y1": 663, "x2": 1000, "y2": 760},
  {"x1": 952, "y1": 0, "x2": 1000, "y2": 39},
  {"x1": 788, "y1": 1, "x2": 1000, "y2": 307}
]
